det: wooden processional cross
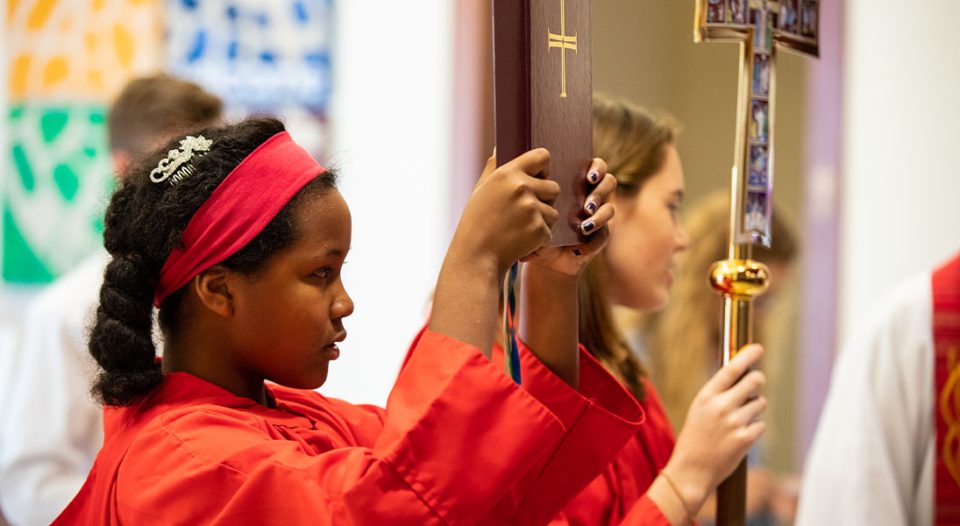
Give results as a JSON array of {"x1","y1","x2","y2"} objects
[{"x1": 693, "y1": 1, "x2": 819, "y2": 525}]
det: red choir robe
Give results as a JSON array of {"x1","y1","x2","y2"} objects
[
  {"x1": 550, "y1": 378, "x2": 677, "y2": 526},
  {"x1": 54, "y1": 329, "x2": 644, "y2": 525},
  {"x1": 402, "y1": 339, "x2": 678, "y2": 526}
]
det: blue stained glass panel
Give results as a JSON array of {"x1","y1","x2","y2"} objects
[{"x1": 166, "y1": 0, "x2": 334, "y2": 112}]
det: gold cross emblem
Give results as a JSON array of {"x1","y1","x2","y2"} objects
[{"x1": 548, "y1": 0, "x2": 578, "y2": 98}]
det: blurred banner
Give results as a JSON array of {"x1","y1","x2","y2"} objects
[{"x1": 2, "y1": 0, "x2": 334, "y2": 284}]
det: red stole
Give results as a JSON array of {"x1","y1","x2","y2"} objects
[{"x1": 933, "y1": 252, "x2": 960, "y2": 525}]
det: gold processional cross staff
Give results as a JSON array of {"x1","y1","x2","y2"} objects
[
  {"x1": 548, "y1": 0, "x2": 578, "y2": 98},
  {"x1": 693, "y1": 0, "x2": 820, "y2": 525}
]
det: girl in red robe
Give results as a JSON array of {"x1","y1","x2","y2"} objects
[
  {"x1": 548, "y1": 96, "x2": 769, "y2": 525},
  {"x1": 53, "y1": 117, "x2": 648, "y2": 525}
]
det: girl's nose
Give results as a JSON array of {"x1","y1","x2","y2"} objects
[{"x1": 332, "y1": 284, "x2": 354, "y2": 320}]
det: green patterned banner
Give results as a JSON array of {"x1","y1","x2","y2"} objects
[{"x1": 3, "y1": 105, "x2": 112, "y2": 283}]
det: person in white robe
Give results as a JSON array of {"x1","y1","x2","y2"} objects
[
  {"x1": 796, "y1": 270, "x2": 935, "y2": 526},
  {"x1": 0, "y1": 254, "x2": 108, "y2": 525},
  {"x1": 0, "y1": 319, "x2": 19, "y2": 525}
]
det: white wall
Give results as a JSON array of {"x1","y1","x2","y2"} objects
[
  {"x1": 323, "y1": 2, "x2": 454, "y2": 405},
  {"x1": 839, "y1": 0, "x2": 960, "y2": 344}
]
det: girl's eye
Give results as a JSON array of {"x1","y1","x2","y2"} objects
[{"x1": 312, "y1": 261, "x2": 345, "y2": 282}]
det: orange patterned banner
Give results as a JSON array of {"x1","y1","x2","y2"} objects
[{"x1": 6, "y1": 0, "x2": 162, "y2": 102}]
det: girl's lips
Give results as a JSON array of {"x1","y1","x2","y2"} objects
[
  {"x1": 322, "y1": 344, "x2": 340, "y2": 360},
  {"x1": 323, "y1": 331, "x2": 346, "y2": 359}
]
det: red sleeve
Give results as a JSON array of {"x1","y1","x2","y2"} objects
[
  {"x1": 543, "y1": 496, "x2": 672, "y2": 526},
  {"x1": 621, "y1": 495, "x2": 673, "y2": 526},
  {"x1": 369, "y1": 329, "x2": 571, "y2": 523},
  {"x1": 521, "y1": 368, "x2": 679, "y2": 526},
  {"x1": 481, "y1": 339, "x2": 645, "y2": 525},
  {"x1": 112, "y1": 330, "x2": 638, "y2": 525}
]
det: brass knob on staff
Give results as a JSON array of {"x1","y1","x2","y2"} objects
[
  {"x1": 707, "y1": 257, "x2": 770, "y2": 526},
  {"x1": 708, "y1": 259, "x2": 770, "y2": 300}
]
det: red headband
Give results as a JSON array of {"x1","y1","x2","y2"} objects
[{"x1": 153, "y1": 131, "x2": 324, "y2": 306}]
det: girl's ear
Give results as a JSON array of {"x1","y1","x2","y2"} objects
[
  {"x1": 609, "y1": 191, "x2": 634, "y2": 224},
  {"x1": 192, "y1": 265, "x2": 235, "y2": 317}
]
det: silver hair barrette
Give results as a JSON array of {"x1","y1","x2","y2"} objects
[{"x1": 149, "y1": 135, "x2": 213, "y2": 186}]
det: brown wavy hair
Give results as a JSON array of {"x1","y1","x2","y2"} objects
[{"x1": 578, "y1": 94, "x2": 680, "y2": 401}]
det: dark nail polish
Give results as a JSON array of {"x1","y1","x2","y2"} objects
[
  {"x1": 581, "y1": 220, "x2": 595, "y2": 234},
  {"x1": 588, "y1": 170, "x2": 599, "y2": 184},
  {"x1": 585, "y1": 201, "x2": 597, "y2": 214},
  {"x1": 573, "y1": 249, "x2": 583, "y2": 256}
]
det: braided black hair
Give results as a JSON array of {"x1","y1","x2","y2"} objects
[{"x1": 90, "y1": 117, "x2": 337, "y2": 406}]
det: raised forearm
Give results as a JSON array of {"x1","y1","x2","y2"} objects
[
  {"x1": 429, "y1": 247, "x2": 501, "y2": 358},
  {"x1": 518, "y1": 262, "x2": 579, "y2": 388}
]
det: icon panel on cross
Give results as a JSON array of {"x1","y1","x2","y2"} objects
[{"x1": 695, "y1": 0, "x2": 819, "y2": 245}]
